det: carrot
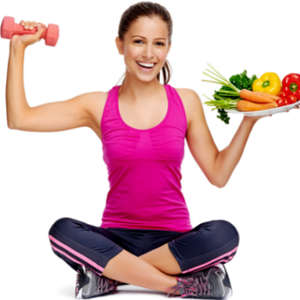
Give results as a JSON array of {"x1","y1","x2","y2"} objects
[
  {"x1": 249, "y1": 91, "x2": 281, "y2": 101},
  {"x1": 237, "y1": 100, "x2": 278, "y2": 112},
  {"x1": 239, "y1": 89, "x2": 278, "y2": 104}
]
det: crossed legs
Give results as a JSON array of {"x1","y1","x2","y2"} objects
[
  {"x1": 49, "y1": 218, "x2": 239, "y2": 295},
  {"x1": 101, "y1": 220, "x2": 239, "y2": 294},
  {"x1": 102, "y1": 243, "x2": 180, "y2": 294}
]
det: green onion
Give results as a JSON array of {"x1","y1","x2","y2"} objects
[
  {"x1": 202, "y1": 64, "x2": 241, "y2": 94},
  {"x1": 204, "y1": 94, "x2": 238, "y2": 110}
]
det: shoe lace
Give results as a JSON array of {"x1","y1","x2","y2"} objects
[
  {"x1": 168, "y1": 269, "x2": 213, "y2": 297},
  {"x1": 188, "y1": 271, "x2": 212, "y2": 296},
  {"x1": 97, "y1": 275, "x2": 117, "y2": 293}
]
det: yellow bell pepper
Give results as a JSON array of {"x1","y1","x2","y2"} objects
[{"x1": 252, "y1": 72, "x2": 281, "y2": 95}]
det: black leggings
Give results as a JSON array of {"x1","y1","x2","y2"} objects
[{"x1": 48, "y1": 218, "x2": 239, "y2": 276}]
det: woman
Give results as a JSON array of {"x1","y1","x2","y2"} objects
[{"x1": 7, "y1": 1, "x2": 265, "y2": 299}]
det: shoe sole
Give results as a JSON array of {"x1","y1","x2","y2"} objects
[
  {"x1": 181, "y1": 287, "x2": 231, "y2": 299},
  {"x1": 76, "y1": 288, "x2": 117, "y2": 299}
]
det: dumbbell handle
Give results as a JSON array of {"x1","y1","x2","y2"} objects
[{"x1": 12, "y1": 23, "x2": 47, "y2": 39}]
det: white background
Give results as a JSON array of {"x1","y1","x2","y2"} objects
[{"x1": 0, "y1": 0, "x2": 299, "y2": 299}]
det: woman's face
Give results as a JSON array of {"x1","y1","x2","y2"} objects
[{"x1": 116, "y1": 15, "x2": 171, "y2": 83}]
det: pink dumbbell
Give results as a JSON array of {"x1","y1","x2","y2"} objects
[{"x1": 1, "y1": 16, "x2": 59, "y2": 46}]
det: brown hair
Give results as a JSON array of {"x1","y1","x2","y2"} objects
[{"x1": 118, "y1": 1, "x2": 172, "y2": 84}]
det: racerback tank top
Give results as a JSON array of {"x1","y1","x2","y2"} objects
[{"x1": 99, "y1": 84, "x2": 192, "y2": 232}]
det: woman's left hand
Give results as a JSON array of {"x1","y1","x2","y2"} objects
[
  {"x1": 243, "y1": 102, "x2": 300, "y2": 122},
  {"x1": 243, "y1": 114, "x2": 271, "y2": 123}
]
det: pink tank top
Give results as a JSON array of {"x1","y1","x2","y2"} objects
[{"x1": 99, "y1": 84, "x2": 192, "y2": 232}]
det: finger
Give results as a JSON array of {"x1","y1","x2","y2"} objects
[
  {"x1": 25, "y1": 21, "x2": 35, "y2": 29},
  {"x1": 35, "y1": 23, "x2": 45, "y2": 39},
  {"x1": 31, "y1": 21, "x2": 39, "y2": 29},
  {"x1": 23, "y1": 21, "x2": 31, "y2": 29},
  {"x1": 28, "y1": 21, "x2": 36, "y2": 29},
  {"x1": 25, "y1": 21, "x2": 39, "y2": 31}
]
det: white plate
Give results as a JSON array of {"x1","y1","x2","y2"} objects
[{"x1": 225, "y1": 100, "x2": 300, "y2": 116}]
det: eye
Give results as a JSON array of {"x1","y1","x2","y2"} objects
[{"x1": 133, "y1": 39, "x2": 165, "y2": 46}]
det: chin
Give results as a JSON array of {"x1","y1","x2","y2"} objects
[
  {"x1": 138, "y1": 71, "x2": 161, "y2": 81},
  {"x1": 139, "y1": 77, "x2": 159, "y2": 84}
]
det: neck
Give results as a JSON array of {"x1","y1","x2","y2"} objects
[{"x1": 119, "y1": 74, "x2": 164, "y2": 104}]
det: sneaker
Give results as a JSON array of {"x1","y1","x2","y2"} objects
[
  {"x1": 75, "y1": 265, "x2": 119, "y2": 299},
  {"x1": 166, "y1": 264, "x2": 232, "y2": 299}
]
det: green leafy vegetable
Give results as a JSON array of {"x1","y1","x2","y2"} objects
[
  {"x1": 229, "y1": 70, "x2": 257, "y2": 90},
  {"x1": 217, "y1": 109, "x2": 230, "y2": 124}
]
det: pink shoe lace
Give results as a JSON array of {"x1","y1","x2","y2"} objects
[
  {"x1": 97, "y1": 275, "x2": 119, "y2": 293},
  {"x1": 167, "y1": 275, "x2": 212, "y2": 298}
]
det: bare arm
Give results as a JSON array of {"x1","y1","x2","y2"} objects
[
  {"x1": 185, "y1": 89, "x2": 258, "y2": 188},
  {"x1": 213, "y1": 116, "x2": 257, "y2": 187},
  {"x1": 6, "y1": 39, "x2": 100, "y2": 132},
  {"x1": 6, "y1": 40, "x2": 28, "y2": 128}
]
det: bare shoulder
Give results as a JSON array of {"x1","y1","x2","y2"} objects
[
  {"x1": 82, "y1": 90, "x2": 108, "y2": 140},
  {"x1": 174, "y1": 88, "x2": 203, "y2": 128}
]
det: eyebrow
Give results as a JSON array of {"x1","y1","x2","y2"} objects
[{"x1": 131, "y1": 35, "x2": 167, "y2": 40}]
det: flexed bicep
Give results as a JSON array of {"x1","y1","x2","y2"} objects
[{"x1": 9, "y1": 92, "x2": 101, "y2": 132}]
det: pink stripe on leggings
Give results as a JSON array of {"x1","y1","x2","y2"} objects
[
  {"x1": 182, "y1": 246, "x2": 238, "y2": 274},
  {"x1": 49, "y1": 234, "x2": 104, "y2": 273},
  {"x1": 51, "y1": 245, "x2": 103, "y2": 277},
  {"x1": 210, "y1": 256, "x2": 234, "y2": 267}
]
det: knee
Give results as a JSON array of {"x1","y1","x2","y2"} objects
[
  {"x1": 197, "y1": 219, "x2": 239, "y2": 247},
  {"x1": 214, "y1": 219, "x2": 240, "y2": 246},
  {"x1": 48, "y1": 217, "x2": 74, "y2": 237}
]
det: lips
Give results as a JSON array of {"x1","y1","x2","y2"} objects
[
  {"x1": 136, "y1": 62, "x2": 156, "y2": 73},
  {"x1": 136, "y1": 61, "x2": 156, "y2": 69}
]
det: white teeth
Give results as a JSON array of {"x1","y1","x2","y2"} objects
[{"x1": 138, "y1": 62, "x2": 154, "y2": 68}]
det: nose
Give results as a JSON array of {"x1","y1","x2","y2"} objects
[{"x1": 142, "y1": 44, "x2": 154, "y2": 60}]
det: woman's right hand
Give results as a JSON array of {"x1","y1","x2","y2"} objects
[{"x1": 10, "y1": 20, "x2": 47, "y2": 49}]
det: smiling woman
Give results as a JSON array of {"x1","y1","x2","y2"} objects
[
  {"x1": 130, "y1": 34, "x2": 167, "y2": 70},
  {"x1": 115, "y1": 13, "x2": 171, "y2": 85},
  {"x1": 5, "y1": 1, "x2": 252, "y2": 299}
]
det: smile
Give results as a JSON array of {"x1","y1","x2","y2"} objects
[{"x1": 136, "y1": 61, "x2": 156, "y2": 70}]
